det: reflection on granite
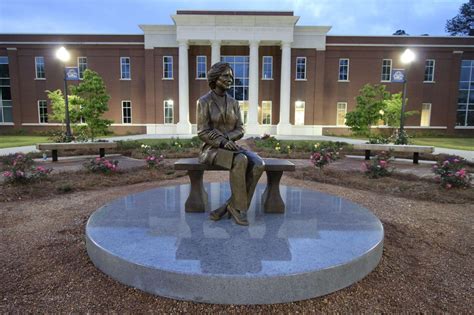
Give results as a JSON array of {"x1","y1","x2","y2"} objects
[{"x1": 87, "y1": 183, "x2": 383, "y2": 276}]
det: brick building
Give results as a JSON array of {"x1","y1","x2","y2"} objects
[{"x1": 0, "y1": 10, "x2": 473, "y2": 136}]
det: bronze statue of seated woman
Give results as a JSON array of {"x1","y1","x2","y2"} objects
[{"x1": 196, "y1": 62, "x2": 264, "y2": 226}]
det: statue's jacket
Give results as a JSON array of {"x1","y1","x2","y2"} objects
[{"x1": 197, "y1": 90, "x2": 245, "y2": 166}]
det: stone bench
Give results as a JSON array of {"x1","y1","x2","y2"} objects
[
  {"x1": 174, "y1": 158, "x2": 295, "y2": 214},
  {"x1": 352, "y1": 143, "x2": 434, "y2": 164},
  {"x1": 36, "y1": 142, "x2": 117, "y2": 162}
]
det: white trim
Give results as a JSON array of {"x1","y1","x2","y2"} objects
[
  {"x1": 0, "y1": 122, "x2": 14, "y2": 126},
  {"x1": 454, "y1": 126, "x2": 474, "y2": 129},
  {"x1": 295, "y1": 56, "x2": 306, "y2": 80},
  {"x1": 381, "y1": 59, "x2": 392, "y2": 82},
  {"x1": 121, "y1": 100, "x2": 132, "y2": 124},
  {"x1": 163, "y1": 99, "x2": 174, "y2": 124},
  {"x1": 262, "y1": 55, "x2": 273, "y2": 80},
  {"x1": 195, "y1": 55, "x2": 207, "y2": 80},
  {"x1": 34, "y1": 78, "x2": 46, "y2": 81},
  {"x1": 327, "y1": 43, "x2": 474, "y2": 48},
  {"x1": 163, "y1": 56, "x2": 173, "y2": 79},
  {"x1": 110, "y1": 123, "x2": 147, "y2": 126},
  {"x1": 21, "y1": 123, "x2": 62, "y2": 126},
  {"x1": 120, "y1": 57, "x2": 131, "y2": 80},
  {"x1": 338, "y1": 58, "x2": 349, "y2": 81},
  {"x1": 0, "y1": 41, "x2": 144, "y2": 45}
]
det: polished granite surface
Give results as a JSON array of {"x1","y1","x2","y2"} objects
[{"x1": 87, "y1": 183, "x2": 383, "y2": 277}]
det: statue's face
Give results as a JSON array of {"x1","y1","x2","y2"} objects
[{"x1": 215, "y1": 68, "x2": 233, "y2": 91}]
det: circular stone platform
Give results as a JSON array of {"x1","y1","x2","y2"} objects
[{"x1": 86, "y1": 183, "x2": 384, "y2": 305}]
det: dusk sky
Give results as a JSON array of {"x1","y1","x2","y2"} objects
[{"x1": 0, "y1": 0, "x2": 467, "y2": 36}]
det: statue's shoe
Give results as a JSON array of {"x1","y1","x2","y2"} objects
[
  {"x1": 227, "y1": 204, "x2": 249, "y2": 226},
  {"x1": 209, "y1": 203, "x2": 230, "y2": 221}
]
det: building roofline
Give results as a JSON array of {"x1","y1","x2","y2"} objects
[
  {"x1": 176, "y1": 10, "x2": 293, "y2": 16},
  {"x1": 328, "y1": 34, "x2": 473, "y2": 39},
  {"x1": 0, "y1": 32, "x2": 143, "y2": 36}
]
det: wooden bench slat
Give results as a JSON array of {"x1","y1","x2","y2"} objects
[{"x1": 353, "y1": 143, "x2": 434, "y2": 153}]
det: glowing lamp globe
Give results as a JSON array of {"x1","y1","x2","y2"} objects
[
  {"x1": 401, "y1": 49, "x2": 415, "y2": 64},
  {"x1": 56, "y1": 47, "x2": 70, "y2": 62}
]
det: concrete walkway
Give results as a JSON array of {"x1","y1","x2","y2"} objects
[{"x1": 1, "y1": 134, "x2": 472, "y2": 162}]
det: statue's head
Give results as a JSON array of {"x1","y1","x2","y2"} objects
[{"x1": 207, "y1": 62, "x2": 233, "y2": 90}]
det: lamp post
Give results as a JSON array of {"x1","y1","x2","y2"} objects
[
  {"x1": 399, "y1": 48, "x2": 415, "y2": 135},
  {"x1": 56, "y1": 46, "x2": 72, "y2": 141}
]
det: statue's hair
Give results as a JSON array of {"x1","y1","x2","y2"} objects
[{"x1": 207, "y1": 62, "x2": 233, "y2": 89}]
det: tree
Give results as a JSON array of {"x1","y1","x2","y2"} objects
[
  {"x1": 70, "y1": 69, "x2": 112, "y2": 141},
  {"x1": 345, "y1": 84, "x2": 390, "y2": 136},
  {"x1": 382, "y1": 92, "x2": 418, "y2": 127},
  {"x1": 46, "y1": 89, "x2": 82, "y2": 127},
  {"x1": 445, "y1": 1, "x2": 473, "y2": 36},
  {"x1": 393, "y1": 29, "x2": 409, "y2": 35}
]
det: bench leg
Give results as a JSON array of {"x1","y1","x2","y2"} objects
[
  {"x1": 261, "y1": 171, "x2": 285, "y2": 214},
  {"x1": 52, "y1": 150, "x2": 58, "y2": 162},
  {"x1": 365, "y1": 150, "x2": 371, "y2": 160},
  {"x1": 99, "y1": 148, "x2": 105, "y2": 158},
  {"x1": 185, "y1": 170, "x2": 207, "y2": 213},
  {"x1": 413, "y1": 152, "x2": 419, "y2": 164}
]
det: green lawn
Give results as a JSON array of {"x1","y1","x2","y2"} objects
[
  {"x1": 0, "y1": 136, "x2": 51, "y2": 149},
  {"x1": 411, "y1": 138, "x2": 474, "y2": 151}
]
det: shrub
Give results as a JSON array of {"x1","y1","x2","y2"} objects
[
  {"x1": 275, "y1": 142, "x2": 293, "y2": 154},
  {"x1": 390, "y1": 129, "x2": 411, "y2": 145},
  {"x1": 83, "y1": 157, "x2": 118, "y2": 174},
  {"x1": 310, "y1": 144, "x2": 341, "y2": 169},
  {"x1": 368, "y1": 135, "x2": 390, "y2": 144},
  {"x1": 2, "y1": 153, "x2": 52, "y2": 184},
  {"x1": 362, "y1": 151, "x2": 393, "y2": 178},
  {"x1": 141, "y1": 144, "x2": 164, "y2": 169},
  {"x1": 432, "y1": 156, "x2": 471, "y2": 189}
]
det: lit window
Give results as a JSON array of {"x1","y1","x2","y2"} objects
[
  {"x1": 424, "y1": 59, "x2": 435, "y2": 82},
  {"x1": 239, "y1": 101, "x2": 249, "y2": 124},
  {"x1": 0, "y1": 56, "x2": 13, "y2": 123},
  {"x1": 120, "y1": 57, "x2": 131, "y2": 79},
  {"x1": 381, "y1": 59, "x2": 392, "y2": 82},
  {"x1": 420, "y1": 103, "x2": 431, "y2": 126},
  {"x1": 78, "y1": 57, "x2": 87, "y2": 79},
  {"x1": 196, "y1": 56, "x2": 207, "y2": 79},
  {"x1": 163, "y1": 56, "x2": 173, "y2": 79},
  {"x1": 338, "y1": 59, "x2": 349, "y2": 81},
  {"x1": 336, "y1": 102, "x2": 347, "y2": 126},
  {"x1": 38, "y1": 100, "x2": 48, "y2": 123},
  {"x1": 456, "y1": 60, "x2": 474, "y2": 126},
  {"x1": 296, "y1": 57, "x2": 306, "y2": 80},
  {"x1": 164, "y1": 100, "x2": 174, "y2": 123},
  {"x1": 35, "y1": 56, "x2": 45, "y2": 79},
  {"x1": 122, "y1": 101, "x2": 132, "y2": 124},
  {"x1": 262, "y1": 56, "x2": 273, "y2": 79},
  {"x1": 260, "y1": 101, "x2": 272, "y2": 125},
  {"x1": 295, "y1": 101, "x2": 305, "y2": 125}
]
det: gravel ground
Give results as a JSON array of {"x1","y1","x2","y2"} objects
[{"x1": 1, "y1": 171, "x2": 473, "y2": 313}]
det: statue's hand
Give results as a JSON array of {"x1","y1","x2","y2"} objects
[
  {"x1": 224, "y1": 140, "x2": 239, "y2": 151},
  {"x1": 208, "y1": 129, "x2": 224, "y2": 140}
]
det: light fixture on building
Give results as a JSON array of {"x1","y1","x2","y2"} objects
[
  {"x1": 56, "y1": 46, "x2": 73, "y2": 141},
  {"x1": 399, "y1": 48, "x2": 416, "y2": 142}
]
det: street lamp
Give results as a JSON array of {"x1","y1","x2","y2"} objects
[
  {"x1": 56, "y1": 46, "x2": 73, "y2": 141},
  {"x1": 399, "y1": 48, "x2": 415, "y2": 136}
]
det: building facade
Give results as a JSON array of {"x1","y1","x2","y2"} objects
[{"x1": 0, "y1": 11, "x2": 473, "y2": 136}]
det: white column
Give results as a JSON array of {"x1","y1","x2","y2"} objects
[
  {"x1": 211, "y1": 40, "x2": 221, "y2": 65},
  {"x1": 246, "y1": 40, "x2": 260, "y2": 135},
  {"x1": 177, "y1": 40, "x2": 191, "y2": 134},
  {"x1": 277, "y1": 41, "x2": 292, "y2": 135}
]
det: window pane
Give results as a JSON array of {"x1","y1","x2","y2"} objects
[
  {"x1": 456, "y1": 111, "x2": 466, "y2": 126},
  {"x1": 0, "y1": 64, "x2": 9, "y2": 78},
  {"x1": 467, "y1": 111, "x2": 474, "y2": 126},
  {"x1": 3, "y1": 106, "x2": 12, "y2": 122},
  {"x1": 0, "y1": 87, "x2": 11, "y2": 100},
  {"x1": 460, "y1": 68, "x2": 470, "y2": 81}
]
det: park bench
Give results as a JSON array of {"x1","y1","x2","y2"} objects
[
  {"x1": 36, "y1": 142, "x2": 117, "y2": 162},
  {"x1": 352, "y1": 143, "x2": 434, "y2": 164},
  {"x1": 174, "y1": 158, "x2": 295, "y2": 214}
]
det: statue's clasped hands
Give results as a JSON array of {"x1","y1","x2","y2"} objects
[{"x1": 208, "y1": 129, "x2": 239, "y2": 151}]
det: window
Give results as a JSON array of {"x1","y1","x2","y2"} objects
[
  {"x1": 120, "y1": 57, "x2": 130, "y2": 79},
  {"x1": 239, "y1": 101, "x2": 249, "y2": 124},
  {"x1": 381, "y1": 59, "x2": 392, "y2": 82},
  {"x1": 35, "y1": 56, "x2": 45, "y2": 79},
  {"x1": 424, "y1": 59, "x2": 435, "y2": 82},
  {"x1": 338, "y1": 59, "x2": 349, "y2": 81},
  {"x1": 295, "y1": 101, "x2": 305, "y2": 125},
  {"x1": 38, "y1": 100, "x2": 48, "y2": 123},
  {"x1": 262, "y1": 56, "x2": 273, "y2": 79},
  {"x1": 221, "y1": 56, "x2": 249, "y2": 101},
  {"x1": 164, "y1": 100, "x2": 174, "y2": 123},
  {"x1": 163, "y1": 56, "x2": 173, "y2": 79},
  {"x1": 456, "y1": 60, "x2": 474, "y2": 126},
  {"x1": 336, "y1": 102, "x2": 347, "y2": 126},
  {"x1": 0, "y1": 56, "x2": 12, "y2": 123},
  {"x1": 420, "y1": 103, "x2": 431, "y2": 127},
  {"x1": 260, "y1": 101, "x2": 272, "y2": 125},
  {"x1": 122, "y1": 101, "x2": 132, "y2": 124},
  {"x1": 78, "y1": 57, "x2": 87, "y2": 79},
  {"x1": 296, "y1": 57, "x2": 306, "y2": 80},
  {"x1": 196, "y1": 56, "x2": 207, "y2": 79}
]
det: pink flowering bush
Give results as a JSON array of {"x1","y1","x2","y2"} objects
[
  {"x1": 310, "y1": 144, "x2": 340, "y2": 169},
  {"x1": 2, "y1": 153, "x2": 52, "y2": 184},
  {"x1": 362, "y1": 151, "x2": 393, "y2": 178},
  {"x1": 141, "y1": 144, "x2": 164, "y2": 169},
  {"x1": 432, "y1": 156, "x2": 471, "y2": 189},
  {"x1": 83, "y1": 157, "x2": 118, "y2": 174}
]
